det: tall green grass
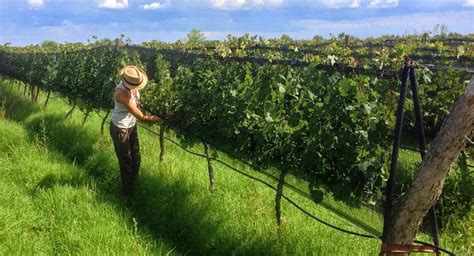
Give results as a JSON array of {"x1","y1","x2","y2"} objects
[{"x1": 0, "y1": 78, "x2": 470, "y2": 255}]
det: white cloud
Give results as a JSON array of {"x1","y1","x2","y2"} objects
[
  {"x1": 211, "y1": 0, "x2": 283, "y2": 10},
  {"x1": 28, "y1": 0, "x2": 44, "y2": 7},
  {"x1": 324, "y1": 0, "x2": 360, "y2": 9},
  {"x1": 99, "y1": 0, "x2": 129, "y2": 9},
  {"x1": 212, "y1": 0, "x2": 245, "y2": 9},
  {"x1": 260, "y1": 0, "x2": 284, "y2": 5},
  {"x1": 463, "y1": 0, "x2": 474, "y2": 7},
  {"x1": 368, "y1": 0, "x2": 399, "y2": 8},
  {"x1": 39, "y1": 20, "x2": 86, "y2": 36},
  {"x1": 142, "y1": 2, "x2": 166, "y2": 10}
]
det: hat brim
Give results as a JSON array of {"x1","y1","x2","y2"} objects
[{"x1": 119, "y1": 66, "x2": 148, "y2": 90}]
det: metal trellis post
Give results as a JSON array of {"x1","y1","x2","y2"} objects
[
  {"x1": 409, "y1": 66, "x2": 440, "y2": 249},
  {"x1": 382, "y1": 62, "x2": 411, "y2": 242}
]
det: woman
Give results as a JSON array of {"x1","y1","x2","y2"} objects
[{"x1": 110, "y1": 65, "x2": 160, "y2": 195}]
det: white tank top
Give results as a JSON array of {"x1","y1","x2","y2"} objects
[{"x1": 111, "y1": 82, "x2": 140, "y2": 129}]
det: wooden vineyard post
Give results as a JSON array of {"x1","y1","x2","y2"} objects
[
  {"x1": 43, "y1": 90, "x2": 51, "y2": 108},
  {"x1": 81, "y1": 110, "x2": 91, "y2": 127},
  {"x1": 100, "y1": 111, "x2": 110, "y2": 134},
  {"x1": 384, "y1": 76, "x2": 474, "y2": 252},
  {"x1": 65, "y1": 101, "x2": 76, "y2": 119},
  {"x1": 203, "y1": 142, "x2": 215, "y2": 192},
  {"x1": 34, "y1": 86, "x2": 40, "y2": 103},
  {"x1": 159, "y1": 127, "x2": 165, "y2": 162},
  {"x1": 23, "y1": 82, "x2": 28, "y2": 96},
  {"x1": 275, "y1": 168, "x2": 288, "y2": 226},
  {"x1": 30, "y1": 85, "x2": 36, "y2": 102}
]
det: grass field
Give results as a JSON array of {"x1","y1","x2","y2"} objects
[{"x1": 0, "y1": 78, "x2": 470, "y2": 255}]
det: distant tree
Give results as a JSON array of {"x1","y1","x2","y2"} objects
[
  {"x1": 142, "y1": 40, "x2": 168, "y2": 48},
  {"x1": 312, "y1": 35, "x2": 324, "y2": 44},
  {"x1": 64, "y1": 42, "x2": 85, "y2": 47},
  {"x1": 422, "y1": 32, "x2": 430, "y2": 42},
  {"x1": 447, "y1": 32, "x2": 463, "y2": 38},
  {"x1": 279, "y1": 34, "x2": 294, "y2": 44},
  {"x1": 432, "y1": 24, "x2": 448, "y2": 37},
  {"x1": 41, "y1": 40, "x2": 58, "y2": 49},
  {"x1": 187, "y1": 29, "x2": 206, "y2": 43}
]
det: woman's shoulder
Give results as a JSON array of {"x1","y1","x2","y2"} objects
[
  {"x1": 114, "y1": 87, "x2": 131, "y2": 102},
  {"x1": 114, "y1": 87, "x2": 130, "y2": 95}
]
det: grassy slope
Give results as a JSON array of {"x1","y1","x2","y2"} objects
[
  {"x1": 0, "y1": 78, "x2": 470, "y2": 255},
  {"x1": 0, "y1": 85, "x2": 175, "y2": 255}
]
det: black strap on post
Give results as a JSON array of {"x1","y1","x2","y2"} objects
[
  {"x1": 382, "y1": 61, "x2": 411, "y2": 242},
  {"x1": 409, "y1": 66, "x2": 441, "y2": 248}
]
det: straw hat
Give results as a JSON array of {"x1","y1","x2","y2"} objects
[{"x1": 119, "y1": 65, "x2": 148, "y2": 90}]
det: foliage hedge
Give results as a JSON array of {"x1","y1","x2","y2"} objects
[{"x1": 0, "y1": 36, "x2": 471, "y2": 232}]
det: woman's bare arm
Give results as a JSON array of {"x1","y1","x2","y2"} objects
[{"x1": 114, "y1": 88, "x2": 160, "y2": 123}]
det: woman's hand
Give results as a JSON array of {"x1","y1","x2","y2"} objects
[{"x1": 147, "y1": 115, "x2": 161, "y2": 122}]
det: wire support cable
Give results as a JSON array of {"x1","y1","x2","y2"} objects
[{"x1": 135, "y1": 122, "x2": 382, "y2": 240}]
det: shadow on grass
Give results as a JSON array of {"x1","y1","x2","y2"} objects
[
  {"x1": 1, "y1": 82, "x2": 279, "y2": 255},
  {"x1": 27, "y1": 114, "x2": 95, "y2": 164},
  {"x1": 35, "y1": 172, "x2": 88, "y2": 191},
  {"x1": 0, "y1": 84, "x2": 41, "y2": 122}
]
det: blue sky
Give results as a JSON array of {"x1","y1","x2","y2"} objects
[{"x1": 0, "y1": 0, "x2": 473, "y2": 45}]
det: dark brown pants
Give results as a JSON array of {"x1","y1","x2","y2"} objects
[{"x1": 109, "y1": 122, "x2": 141, "y2": 195}]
